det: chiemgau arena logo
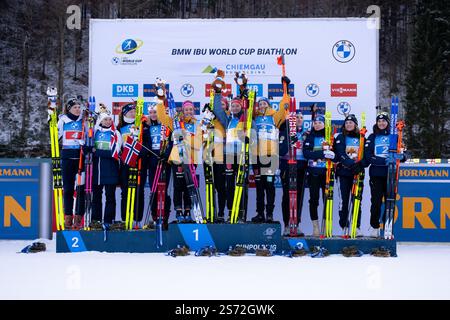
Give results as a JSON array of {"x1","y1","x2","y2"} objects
[
  {"x1": 332, "y1": 40, "x2": 355, "y2": 63},
  {"x1": 112, "y1": 38, "x2": 144, "y2": 65}
]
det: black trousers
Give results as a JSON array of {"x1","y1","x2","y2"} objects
[
  {"x1": 308, "y1": 171, "x2": 326, "y2": 221},
  {"x1": 225, "y1": 163, "x2": 248, "y2": 219},
  {"x1": 62, "y1": 158, "x2": 85, "y2": 216},
  {"x1": 253, "y1": 164, "x2": 275, "y2": 217},
  {"x1": 338, "y1": 175, "x2": 361, "y2": 229},
  {"x1": 280, "y1": 159, "x2": 307, "y2": 226},
  {"x1": 172, "y1": 165, "x2": 192, "y2": 211},
  {"x1": 148, "y1": 160, "x2": 171, "y2": 222},
  {"x1": 369, "y1": 176, "x2": 387, "y2": 228},
  {"x1": 92, "y1": 184, "x2": 116, "y2": 224},
  {"x1": 119, "y1": 161, "x2": 147, "y2": 222},
  {"x1": 213, "y1": 163, "x2": 227, "y2": 217}
]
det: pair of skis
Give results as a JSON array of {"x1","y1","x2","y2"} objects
[
  {"x1": 230, "y1": 90, "x2": 255, "y2": 224},
  {"x1": 47, "y1": 87, "x2": 65, "y2": 231},
  {"x1": 204, "y1": 89, "x2": 216, "y2": 223},
  {"x1": 322, "y1": 111, "x2": 336, "y2": 238},
  {"x1": 147, "y1": 123, "x2": 170, "y2": 247},
  {"x1": 125, "y1": 97, "x2": 144, "y2": 230},
  {"x1": 346, "y1": 113, "x2": 367, "y2": 238},
  {"x1": 167, "y1": 91, "x2": 204, "y2": 224},
  {"x1": 384, "y1": 96, "x2": 404, "y2": 239},
  {"x1": 277, "y1": 55, "x2": 300, "y2": 236},
  {"x1": 83, "y1": 96, "x2": 96, "y2": 229}
]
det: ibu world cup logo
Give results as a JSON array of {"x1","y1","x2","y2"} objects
[{"x1": 115, "y1": 39, "x2": 143, "y2": 55}]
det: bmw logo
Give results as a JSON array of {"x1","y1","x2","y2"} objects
[
  {"x1": 180, "y1": 83, "x2": 194, "y2": 97},
  {"x1": 111, "y1": 57, "x2": 120, "y2": 65},
  {"x1": 306, "y1": 83, "x2": 319, "y2": 97},
  {"x1": 332, "y1": 40, "x2": 356, "y2": 63},
  {"x1": 337, "y1": 102, "x2": 351, "y2": 115}
]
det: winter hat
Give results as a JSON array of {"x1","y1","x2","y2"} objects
[
  {"x1": 182, "y1": 100, "x2": 195, "y2": 109},
  {"x1": 97, "y1": 111, "x2": 113, "y2": 126},
  {"x1": 66, "y1": 97, "x2": 80, "y2": 112},
  {"x1": 230, "y1": 98, "x2": 243, "y2": 108},
  {"x1": 376, "y1": 112, "x2": 390, "y2": 123},
  {"x1": 257, "y1": 97, "x2": 270, "y2": 106},
  {"x1": 121, "y1": 103, "x2": 135, "y2": 116},
  {"x1": 314, "y1": 114, "x2": 325, "y2": 123},
  {"x1": 344, "y1": 114, "x2": 358, "y2": 126}
]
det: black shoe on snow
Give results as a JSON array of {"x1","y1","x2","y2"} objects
[
  {"x1": 251, "y1": 215, "x2": 265, "y2": 223},
  {"x1": 227, "y1": 246, "x2": 246, "y2": 256},
  {"x1": 21, "y1": 242, "x2": 46, "y2": 253}
]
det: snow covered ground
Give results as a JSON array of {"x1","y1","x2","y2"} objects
[{"x1": 0, "y1": 237, "x2": 449, "y2": 300}]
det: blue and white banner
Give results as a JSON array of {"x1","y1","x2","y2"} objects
[
  {"x1": 0, "y1": 159, "x2": 52, "y2": 239},
  {"x1": 395, "y1": 164, "x2": 450, "y2": 242}
]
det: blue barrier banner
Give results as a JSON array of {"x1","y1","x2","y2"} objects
[
  {"x1": 177, "y1": 224, "x2": 215, "y2": 251},
  {"x1": 395, "y1": 164, "x2": 450, "y2": 242},
  {"x1": 62, "y1": 231, "x2": 87, "y2": 252},
  {"x1": 0, "y1": 162, "x2": 41, "y2": 239}
]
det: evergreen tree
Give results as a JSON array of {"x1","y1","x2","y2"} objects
[{"x1": 404, "y1": 0, "x2": 450, "y2": 158}]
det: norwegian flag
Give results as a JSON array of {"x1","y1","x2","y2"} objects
[
  {"x1": 120, "y1": 135, "x2": 142, "y2": 167},
  {"x1": 110, "y1": 122, "x2": 119, "y2": 161}
]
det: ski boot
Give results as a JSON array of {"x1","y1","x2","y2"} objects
[
  {"x1": 265, "y1": 214, "x2": 274, "y2": 223},
  {"x1": 110, "y1": 221, "x2": 126, "y2": 231},
  {"x1": 251, "y1": 213, "x2": 265, "y2": 223},
  {"x1": 312, "y1": 220, "x2": 320, "y2": 237},
  {"x1": 255, "y1": 248, "x2": 273, "y2": 257},
  {"x1": 297, "y1": 225, "x2": 305, "y2": 237},
  {"x1": 184, "y1": 210, "x2": 193, "y2": 223},
  {"x1": 72, "y1": 215, "x2": 83, "y2": 230},
  {"x1": 342, "y1": 246, "x2": 363, "y2": 257},
  {"x1": 176, "y1": 210, "x2": 185, "y2": 223},
  {"x1": 371, "y1": 246, "x2": 391, "y2": 257},
  {"x1": 168, "y1": 245, "x2": 190, "y2": 257},
  {"x1": 215, "y1": 215, "x2": 225, "y2": 223},
  {"x1": 64, "y1": 215, "x2": 73, "y2": 230},
  {"x1": 227, "y1": 246, "x2": 246, "y2": 256},
  {"x1": 369, "y1": 227, "x2": 380, "y2": 238},
  {"x1": 283, "y1": 226, "x2": 290, "y2": 236},
  {"x1": 89, "y1": 220, "x2": 103, "y2": 231}
]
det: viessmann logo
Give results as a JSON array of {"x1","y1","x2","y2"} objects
[{"x1": 331, "y1": 84, "x2": 357, "y2": 97}]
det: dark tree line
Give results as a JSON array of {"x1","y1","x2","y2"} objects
[{"x1": 0, "y1": 0, "x2": 448, "y2": 157}]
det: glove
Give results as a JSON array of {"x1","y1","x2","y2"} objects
[
  {"x1": 83, "y1": 145, "x2": 93, "y2": 154},
  {"x1": 385, "y1": 156, "x2": 396, "y2": 165},
  {"x1": 351, "y1": 161, "x2": 365, "y2": 175},
  {"x1": 290, "y1": 135, "x2": 298, "y2": 146},
  {"x1": 323, "y1": 150, "x2": 335, "y2": 160},
  {"x1": 281, "y1": 76, "x2": 291, "y2": 86}
]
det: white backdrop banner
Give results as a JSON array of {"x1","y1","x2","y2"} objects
[
  {"x1": 90, "y1": 18, "x2": 379, "y2": 233},
  {"x1": 90, "y1": 18, "x2": 378, "y2": 125}
]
